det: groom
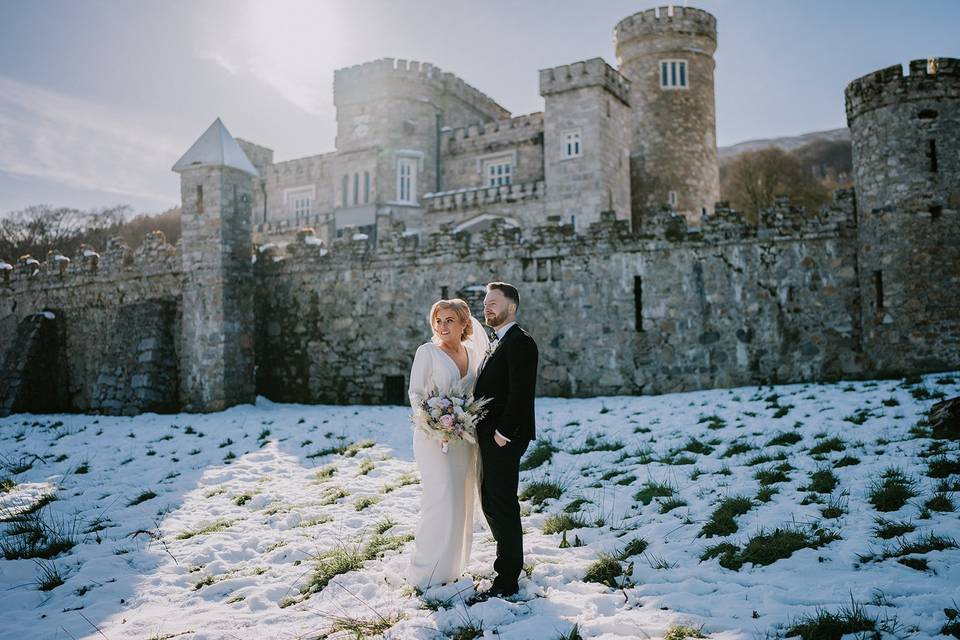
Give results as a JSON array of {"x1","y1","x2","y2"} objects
[{"x1": 474, "y1": 281, "x2": 538, "y2": 598}]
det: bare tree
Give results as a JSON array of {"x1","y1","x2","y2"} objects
[
  {"x1": 0, "y1": 204, "x2": 129, "y2": 262},
  {"x1": 721, "y1": 148, "x2": 830, "y2": 221}
]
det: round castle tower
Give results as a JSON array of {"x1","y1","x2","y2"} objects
[
  {"x1": 845, "y1": 57, "x2": 960, "y2": 374},
  {"x1": 614, "y1": 5, "x2": 720, "y2": 227}
]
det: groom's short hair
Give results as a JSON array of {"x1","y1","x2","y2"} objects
[{"x1": 487, "y1": 282, "x2": 519, "y2": 309}]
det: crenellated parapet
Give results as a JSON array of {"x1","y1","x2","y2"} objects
[
  {"x1": 539, "y1": 58, "x2": 631, "y2": 105},
  {"x1": 423, "y1": 180, "x2": 545, "y2": 212},
  {"x1": 614, "y1": 6, "x2": 717, "y2": 47},
  {"x1": 0, "y1": 232, "x2": 180, "y2": 291},
  {"x1": 334, "y1": 58, "x2": 509, "y2": 120},
  {"x1": 845, "y1": 57, "x2": 960, "y2": 123},
  {"x1": 442, "y1": 112, "x2": 544, "y2": 152}
]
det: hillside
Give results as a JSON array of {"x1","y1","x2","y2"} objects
[{"x1": 1, "y1": 373, "x2": 958, "y2": 639}]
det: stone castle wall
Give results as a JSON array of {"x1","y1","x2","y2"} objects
[
  {"x1": 0, "y1": 232, "x2": 182, "y2": 414},
  {"x1": 252, "y1": 195, "x2": 864, "y2": 404}
]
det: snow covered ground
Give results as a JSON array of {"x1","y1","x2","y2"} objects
[{"x1": 1, "y1": 373, "x2": 958, "y2": 640}]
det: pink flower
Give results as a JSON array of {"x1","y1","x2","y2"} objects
[{"x1": 439, "y1": 414, "x2": 455, "y2": 429}]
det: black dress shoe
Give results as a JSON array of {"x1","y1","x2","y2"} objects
[{"x1": 486, "y1": 582, "x2": 519, "y2": 598}]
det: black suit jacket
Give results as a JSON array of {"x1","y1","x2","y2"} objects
[{"x1": 474, "y1": 324, "x2": 538, "y2": 442}]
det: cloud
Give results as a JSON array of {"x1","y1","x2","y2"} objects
[
  {"x1": 0, "y1": 75, "x2": 184, "y2": 207},
  {"x1": 193, "y1": 0, "x2": 348, "y2": 117}
]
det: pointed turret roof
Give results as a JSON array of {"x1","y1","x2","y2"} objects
[{"x1": 172, "y1": 118, "x2": 259, "y2": 177}]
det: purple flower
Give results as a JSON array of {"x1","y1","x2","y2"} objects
[{"x1": 439, "y1": 414, "x2": 455, "y2": 429}]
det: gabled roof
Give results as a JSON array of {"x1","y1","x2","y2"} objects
[{"x1": 172, "y1": 118, "x2": 259, "y2": 177}]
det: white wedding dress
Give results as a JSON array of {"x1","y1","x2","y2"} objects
[{"x1": 406, "y1": 316, "x2": 490, "y2": 590}]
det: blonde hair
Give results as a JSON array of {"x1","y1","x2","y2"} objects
[{"x1": 428, "y1": 298, "x2": 474, "y2": 342}]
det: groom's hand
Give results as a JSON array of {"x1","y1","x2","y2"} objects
[{"x1": 494, "y1": 430, "x2": 509, "y2": 447}]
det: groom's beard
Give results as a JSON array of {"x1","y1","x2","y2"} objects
[{"x1": 484, "y1": 310, "x2": 509, "y2": 328}]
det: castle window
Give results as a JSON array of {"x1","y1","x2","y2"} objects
[
  {"x1": 341, "y1": 175, "x2": 348, "y2": 207},
  {"x1": 634, "y1": 276, "x2": 644, "y2": 332},
  {"x1": 353, "y1": 173, "x2": 360, "y2": 205},
  {"x1": 874, "y1": 270, "x2": 884, "y2": 310},
  {"x1": 397, "y1": 157, "x2": 417, "y2": 204},
  {"x1": 660, "y1": 60, "x2": 688, "y2": 89},
  {"x1": 196, "y1": 185, "x2": 204, "y2": 213},
  {"x1": 561, "y1": 129, "x2": 582, "y2": 159},
  {"x1": 928, "y1": 139, "x2": 938, "y2": 173},
  {"x1": 364, "y1": 171, "x2": 371, "y2": 204},
  {"x1": 668, "y1": 191, "x2": 678, "y2": 207},
  {"x1": 441, "y1": 286, "x2": 449, "y2": 299},
  {"x1": 285, "y1": 186, "x2": 315, "y2": 224},
  {"x1": 486, "y1": 159, "x2": 512, "y2": 187}
]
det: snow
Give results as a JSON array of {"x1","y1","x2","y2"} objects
[
  {"x1": 0, "y1": 373, "x2": 958, "y2": 639},
  {"x1": 352, "y1": 233, "x2": 369, "y2": 241},
  {"x1": 303, "y1": 235, "x2": 323, "y2": 246},
  {"x1": 0, "y1": 261, "x2": 11, "y2": 271}
]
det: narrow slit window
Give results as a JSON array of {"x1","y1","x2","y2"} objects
[
  {"x1": 353, "y1": 173, "x2": 359, "y2": 205},
  {"x1": 196, "y1": 185, "x2": 204, "y2": 213},
  {"x1": 441, "y1": 286, "x2": 449, "y2": 299},
  {"x1": 929, "y1": 139, "x2": 938, "y2": 173},
  {"x1": 874, "y1": 270, "x2": 884, "y2": 310},
  {"x1": 341, "y1": 175, "x2": 348, "y2": 207},
  {"x1": 634, "y1": 276, "x2": 644, "y2": 332}
]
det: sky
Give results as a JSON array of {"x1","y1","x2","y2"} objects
[{"x1": 0, "y1": 0, "x2": 958, "y2": 217}]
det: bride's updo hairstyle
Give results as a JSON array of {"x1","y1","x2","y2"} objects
[{"x1": 429, "y1": 298, "x2": 474, "y2": 342}]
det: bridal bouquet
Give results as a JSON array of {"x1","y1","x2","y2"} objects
[{"x1": 411, "y1": 388, "x2": 491, "y2": 454}]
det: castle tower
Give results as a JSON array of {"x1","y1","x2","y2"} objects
[
  {"x1": 845, "y1": 58, "x2": 960, "y2": 374},
  {"x1": 173, "y1": 118, "x2": 258, "y2": 412},
  {"x1": 539, "y1": 58, "x2": 632, "y2": 231},
  {"x1": 332, "y1": 59, "x2": 509, "y2": 238},
  {"x1": 614, "y1": 5, "x2": 720, "y2": 227}
]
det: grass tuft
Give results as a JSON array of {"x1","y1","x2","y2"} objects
[
  {"x1": 868, "y1": 468, "x2": 917, "y2": 512},
  {"x1": 520, "y1": 440, "x2": 559, "y2": 471},
  {"x1": 520, "y1": 480, "x2": 563, "y2": 506},
  {"x1": 699, "y1": 495, "x2": 753, "y2": 538},
  {"x1": 583, "y1": 553, "x2": 622, "y2": 587},
  {"x1": 542, "y1": 513, "x2": 588, "y2": 535}
]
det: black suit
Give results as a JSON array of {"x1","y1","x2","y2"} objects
[{"x1": 474, "y1": 323, "x2": 538, "y2": 590}]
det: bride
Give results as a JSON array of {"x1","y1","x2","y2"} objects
[{"x1": 406, "y1": 298, "x2": 490, "y2": 590}]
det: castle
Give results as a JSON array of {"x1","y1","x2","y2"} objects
[{"x1": 0, "y1": 6, "x2": 957, "y2": 416}]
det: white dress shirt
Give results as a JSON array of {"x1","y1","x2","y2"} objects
[{"x1": 491, "y1": 321, "x2": 517, "y2": 443}]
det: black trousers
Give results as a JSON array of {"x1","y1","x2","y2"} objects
[{"x1": 478, "y1": 430, "x2": 530, "y2": 588}]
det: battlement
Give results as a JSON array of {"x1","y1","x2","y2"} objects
[
  {"x1": 0, "y1": 231, "x2": 180, "y2": 290},
  {"x1": 614, "y1": 6, "x2": 717, "y2": 45},
  {"x1": 443, "y1": 112, "x2": 543, "y2": 143},
  {"x1": 539, "y1": 58, "x2": 631, "y2": 106},
  {"x1": 845, "y1": 58, "x2": 960, "y2": 122},
  {"x1": 333, "y1": 58, "x2": 510, "y2": 120},
  {"x1": 423, "y1": 180, "x2": 545, "y2": 212}
]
